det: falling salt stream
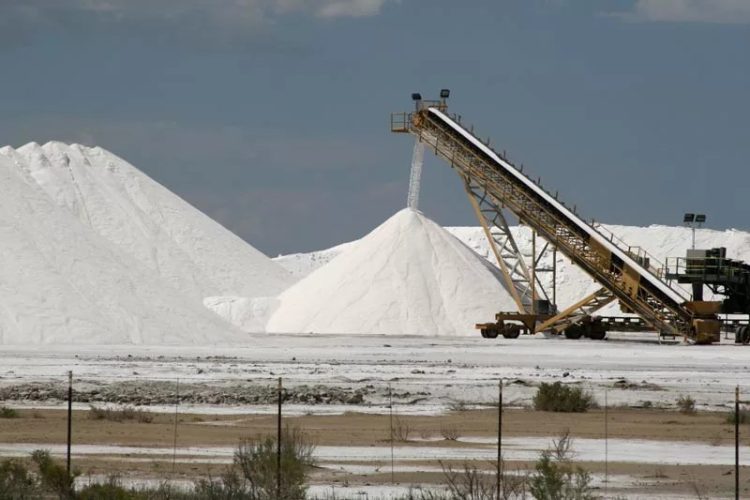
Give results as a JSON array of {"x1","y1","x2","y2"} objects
[{"x1": 406, "y1": 139, "x2": 425, "y2": 210}]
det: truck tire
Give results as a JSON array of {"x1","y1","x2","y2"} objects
[
  {"x1": 588, "y1": 328, "x2": 607, "y2": 341},
  {"x1": 502, "y1": 325, "x2": 521, "y2": 339},
  {"x1": 735, "y1": 326, "x2": 748, "y2": 345},
  {"x1": 564, "y1": 329, "x2": 583, "y2": 340},
  {"x1": 482, "y1": 328, "x2": 499, "y2": 339}
]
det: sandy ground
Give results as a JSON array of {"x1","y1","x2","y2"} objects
[{"x1": 0, "y1": 407, "x2": 748, "y2": 498}]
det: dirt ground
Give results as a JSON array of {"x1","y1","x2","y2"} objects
[
  {"x1": 2, "y1": 406, "x2": 747, "y2": 447},
  {"x1": 1, "y1": 407, "x2": 748, "y2": 498}
]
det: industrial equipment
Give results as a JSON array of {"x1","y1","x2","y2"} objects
[{"x1": 391, "y1": 93, "x2": 747, "y2": 344}]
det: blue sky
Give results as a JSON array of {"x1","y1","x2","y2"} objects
[{"x1": 1, "y1": 0, "x2": 749, "y2": 255}]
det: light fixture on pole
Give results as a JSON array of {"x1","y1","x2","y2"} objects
[{"x1": 683, "y1": 212, "x2": 706, "y2": 250}]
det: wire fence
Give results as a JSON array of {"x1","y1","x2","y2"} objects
[{"x1": 0, "y1": 372, "x2": 748, "y2": 498}]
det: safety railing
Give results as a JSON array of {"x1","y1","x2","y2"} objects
[
  {"x1": 666, "y1": 256, "x2": 750, "y2": 283},
  {"x1": 592, "y1": 223, "x2": 691, "y2": 302},
  {"x1": 390, "y1": 112, "x2": 411, "y2": 133}
]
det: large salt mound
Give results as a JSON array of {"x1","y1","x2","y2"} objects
[
  {"x1": 0, "y1": 142, "x2": 293, "y2": 299},
  {"x1": 0, "y1": 154, "x2": 244, "y2": 345},
  {"x1": 266, "y1": 209, "x2": 517, "y2": 336}
]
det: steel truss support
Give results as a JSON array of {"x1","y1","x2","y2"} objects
[
  {"x1": 462, "y1": 177, "x2": 528, "y2": 312},
  {"x1": 462, "y1": 176, "x2": 552, "y2": 313},
  {"x1": 535, "y1": 287, "x2": 616, "y2": 334}
]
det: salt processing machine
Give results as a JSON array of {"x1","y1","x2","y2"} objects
[{"x1": 392, "y1": 91, "x2": 749, "y2": 344}]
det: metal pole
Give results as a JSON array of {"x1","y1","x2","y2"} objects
[
  {"x1": 531, "y1": 231, "x2": 537, "y2": 314},
  {"x1": 277, "y1": 377, "x2": 283, "y2": 499},
  {"x1": 736, "y1": 385, "x2": 740, "y2": 500},
  {"x1": 605, "y1": 389, "x2": 609, "y2": 496},
  {"x1": 389, "y1": 383, "x2": 394, "y2": 484},
  {"x1": 552, "y1": 246, "x2": 557, "y2": 307},
  {"x1": 66, "y1": 371, "x2": 72, "y2": 479},
  {"x1": 172, "y1": 379, "x2": 179, "y2": 474},
  {"x1": 497, "y1": 379, "x2": 502, "y2": 500}
]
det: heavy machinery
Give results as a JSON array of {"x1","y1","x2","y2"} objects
[
  {"x1": 391, "y1": 91, "x2": 748, "y2": 344},
  {"x1": 666, "y1": 248, "x2": 750, "y2": 344}
]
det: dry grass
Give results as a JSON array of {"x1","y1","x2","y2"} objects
[{"x1": 88, "y1": 405, "x2": 154, "y2": 423}]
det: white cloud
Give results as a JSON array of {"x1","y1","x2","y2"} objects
[
  {"x1": 0, "y1": 0, "x2": 400, "y2": 49},
  {"x1": 12, "y1": 0, "x2": 398, "y2": 22},
  {"x1": 624, "y1": 0, "x2": 750, "y2": 24},
  {"x1": 316, "y1": 0, "x2": 394, "y2": 18}
]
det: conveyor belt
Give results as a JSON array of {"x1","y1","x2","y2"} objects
[{"x1": 394, "y1": 103, "x2": 711, "y2": 340}]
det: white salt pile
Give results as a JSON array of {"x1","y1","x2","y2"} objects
[
  {"x1": 0, "y1": 153, "x2": 244, "y2": 344},
  {"x1": 265, "y1": 208, "x2": 517, "y2": 336},
  {"x1": 1, "y1": 142, "x2": 293, "y2": 300},
  {"x1": 0, "y1": 141, "x2": 296, "y2": 344}
]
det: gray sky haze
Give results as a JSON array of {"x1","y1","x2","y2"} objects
[{"x1": 1, "y1": 0, "x2": 749, "y2": 255}]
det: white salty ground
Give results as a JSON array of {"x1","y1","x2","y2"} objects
[{"x1": 1, "y1": 333, "x2": 747, "y2": 411}]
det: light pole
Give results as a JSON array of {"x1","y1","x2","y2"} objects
[{"x1": 683, "y1": 213, "x2": 706, "y2": 250}]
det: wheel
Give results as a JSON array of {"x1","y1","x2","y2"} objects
[
  {"x1": 564, "y1": 329, "x2": 583, "y2": 340},
  {"x1": 564, "y1": 325, "x2": 584, "y2": 339},
  {"x1": 742, "y1": 326, "x2": 750, "y2": 345},
  {"x1": 584, "y1": 320, "x2": 607, "y2": 340},
  {"x1": 502, "y1": 325, "x2": 521, "y2": 339},
  {"x1": 482, "y1": 328, "x2": 499, "y2": 339},
  {"x1": 588, "y1": 328, "x2": 607, "y2": 341}
]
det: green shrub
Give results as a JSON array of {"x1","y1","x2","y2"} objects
[
  {"x1": 32, "y1": 449, "x2": 76, "y2": 499},
  {"x1": 529, "y1": 431, "x2": 596, "y2": 500},
  {"x1": 726, "y1": 408, "x2": 750, "y2": 425},
  {"x1": 194, "y1": 426, "x2": 316, "y2": 500},
  {"x1": 78, "y1": 476, "x2": 132, "y2": 500},
  {"x1": 88, "y1": 405, "x2": 153, "y2": 423},
  {"x1": 677, "y1": 395, "x2": 696, "y2": 415},
  {"x1": 0, "y1": 406, "x2": 19, "y2": 418},
  {"x1": 233, "y1": 426, "x2": 315, "y2": 499},
  {"x1": 0, "y1": 458, "x2": 41, "y2": 498},
  {"x1": 533, "y1": 382, "x2": 595, "y2": 412}
]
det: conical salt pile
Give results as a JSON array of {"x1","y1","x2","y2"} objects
[
  {"x1": 0, "y1": 141, "x2": 300, "y2": 344},
  {"x1": 266, "y1": 208, "x2": 516, "y2": 336},
  {"x1": 0, "y1": 153, "x2": 244, "y2": 344},
  {"x1": 2, "y1": 142, "x2": 293, "y2": 300}
]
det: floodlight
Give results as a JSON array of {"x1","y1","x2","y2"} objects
[
  {"x1": 695, "y1": 214, "x2": 706, "y2": 223},
  {"x1": 411, "y1": 93, "x2": 422, "y2": 101},
  {"x1": 683, "y1": 213, "x2": 695, "y2": 223},
  {"x1": 440, "y1": 89, "x2": 451, "y2": 99}
]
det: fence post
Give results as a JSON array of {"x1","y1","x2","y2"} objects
[
  {"x1": 605, "y1": 388, "x2": 609, "y2": 496},
  {"x1": 172, "y1": 378, "x2": 180, "y2": 474},
  {"x1": 736, "y1": 385, "x2": 740, "y2": 500},
  {"x1": 66, "y1": 371, "x2": 72, "y2": 479},
  {"x1": 389, "y1": 382, "x2": 394, "y2": 484},
  {"x1": 277, "y1": 377, "x2": 283, "y2": 499},
  {"x1": 497, "y1": 379, "x2": 502, "y2": 500}
]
